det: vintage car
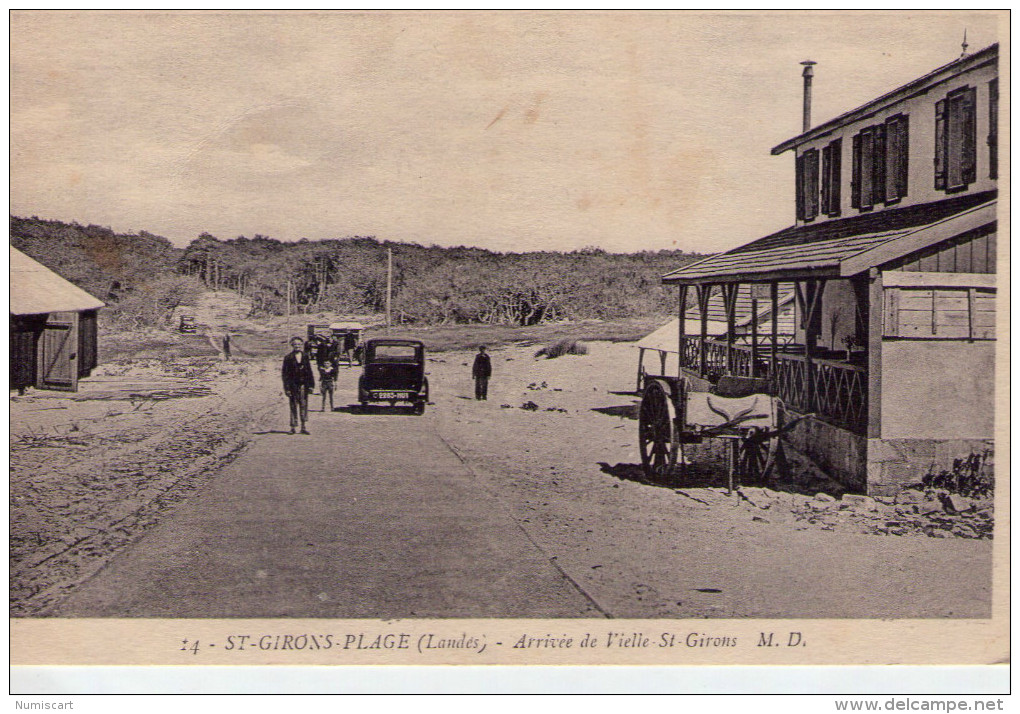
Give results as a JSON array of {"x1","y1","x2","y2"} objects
[
  {"x1": 178, "y1": 314, "x2": 197, "y2": 333},
  {"x1": 357, "y1": 338, "x2": 429, "y2": 414}
]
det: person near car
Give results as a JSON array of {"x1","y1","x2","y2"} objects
[
  {"x1": 472, "y1": 345, "x2": 492, "y2": 400},
  {"x1": 318, "y1": 354, "x2": 339, "y2": 412},
  {"x1": 343, "y1": 332, "x2": 358, "y2": 365},
  {"x1": 282, "y1": 337, "x2": 315, "y2": 434}
]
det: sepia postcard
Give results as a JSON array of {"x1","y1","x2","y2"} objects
[{"x1": 8, "y1": 10, "x2": 1009, "y2": 691}]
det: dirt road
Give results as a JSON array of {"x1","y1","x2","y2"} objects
[{"x1": 45, "y1": 342, "x2": 991, "y2": 619}]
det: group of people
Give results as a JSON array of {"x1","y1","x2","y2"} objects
[
  {"x1": 281, "y1": 339, "x2": 495, "y2": 434},
  {"x1": 281, "y1": 334, "x2": 355, "y2": 434}
]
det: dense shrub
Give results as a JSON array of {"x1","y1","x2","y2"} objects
[{"x1": 534, "y1": 339, "x2": 589, "y2": 359}]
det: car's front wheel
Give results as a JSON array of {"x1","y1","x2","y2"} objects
[{"x1": 412, "y1": 400, "x2": 425, "y2": 415}]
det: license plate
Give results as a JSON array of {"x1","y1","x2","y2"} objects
[{"x1": 375, "y1": 391, "x2": 409, "y2": 400}]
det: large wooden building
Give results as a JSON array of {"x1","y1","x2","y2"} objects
[
  {"x1": 662, "y1": 44, "x2": 998, "y2": 495},
  {"x1": 10, "y1": 247, "x2": 104, "y2": 393}
]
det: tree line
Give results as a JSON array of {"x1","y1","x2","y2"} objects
[{"x1": 11, "y1": 216, "x2": 707, "y2": 327}]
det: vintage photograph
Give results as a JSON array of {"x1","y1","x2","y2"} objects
[{"x1": 9, "y1": 11, "x2": 1006, "y2": 674}]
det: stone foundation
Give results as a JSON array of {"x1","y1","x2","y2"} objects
[
  {"x1": 865, "y1": 438, "x2": 995, "y2": 497},
  {"x1": 782, "y1": 415, "x2": 868, "y2": 492}
]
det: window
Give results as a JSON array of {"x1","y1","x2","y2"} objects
[
  {"x1": 796, "y1": 148, "x2": 819, "y2": 221},
  {"x1": 820, "y1": 138, "x2": 842, "y2": 216},
  {"x1": 852, "y1": 115, "x2": 908, "y2": 210},
  {"x1": 884, "y1": 115, "x2": 909, "y2": 203},
  {"x1": 988, "y1": 79, "x2": 998, "y2": 179},
  {"x1": 935, "y1": 86, "x2": 977, "y2": 191}
]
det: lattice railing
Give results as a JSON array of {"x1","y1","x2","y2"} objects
[{"x1": 679, "y1": 337, "x2": 868, "y2": 434}]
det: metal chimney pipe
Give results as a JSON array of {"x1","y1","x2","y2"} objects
[{"x1": 801, "y1": 61, "x2": 817, "y2": 132}]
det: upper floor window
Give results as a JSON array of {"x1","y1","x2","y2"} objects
[
  {"x1": 988, "y1": 79, "x2": 998, "y2": 179},
  {"x1": 820, "y1": 138, "x2": 842, "y2": 217},
  {"x1": 852, "y1": 114, "x2": 909, "y2": 211},
  {"x1": 935, "y1": 86, "x2": 977, "y2": 192},
  {"x1": 796, "y1": 148, "x2": 819, "y2": 221}
]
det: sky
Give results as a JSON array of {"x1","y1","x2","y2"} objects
[{"x1": 11, "y1": 11, "x2": 1002, "y2": 253}]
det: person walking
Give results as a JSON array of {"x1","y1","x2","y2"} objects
[
  {"x1": 222, "y1": 333, "x2": 232, "y2": 361},
  {"x1": 282, "y1": 337, "x2": 315, "y2": 434},
  {"x1": 472, "y1": 345, "x2": 492, "y2": 400}
]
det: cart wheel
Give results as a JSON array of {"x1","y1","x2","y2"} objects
[
  {"x1": 639, "y1": 379, "x2": 679, "y2": 482},
  {"x1": 737, "y1": 430, "x2": 771, "y2": 484}
]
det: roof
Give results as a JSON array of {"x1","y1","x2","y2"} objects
[
  {"x1": 772, "y1": 43, "x2": 998, "y2": 155},
  {"x1": 10, "y1": 247, "x2": 105, "y2": 315},
  {"x1": 662, "y1": 197, "x2": 996, "y2": 285},
  {"x1": 684, "y1": 284, "x2": 796, "y2": 326}
]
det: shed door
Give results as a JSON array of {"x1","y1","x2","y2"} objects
[{"x1": 38, "y1": 312, "x2": 79, "y2": 391}]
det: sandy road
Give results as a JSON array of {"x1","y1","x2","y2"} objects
[{"x1": 54, "y1": 399, "x2": 600, "y2": 618}]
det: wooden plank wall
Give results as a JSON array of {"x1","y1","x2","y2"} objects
[
  {"x1": 884, "y1": 287, "x2": 995, "y2": 339},
  {"x1": 891, "y1": 229, "x2": 996, "y2": 273}
]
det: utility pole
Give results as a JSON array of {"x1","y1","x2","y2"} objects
[{"x1": 386, "y1": 247, "x2": 393, "y2": 331}]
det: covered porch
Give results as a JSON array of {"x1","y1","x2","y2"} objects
[{"x1": 674, "y1": 278, "x2": 870, "y2": 436}]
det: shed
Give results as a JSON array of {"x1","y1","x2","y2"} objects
[{"x1": 10, "y1": 247, "x2": 104, "y2": 392}]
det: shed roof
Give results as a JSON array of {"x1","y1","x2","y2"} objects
[
  {"x1": 684, "y1": 284, "x2": 796, "y2": 326},
  {"x1": 10, "y1": 247, "x2": 105, "y2": 315},
  {"x1": 662, "y1": 196, "x2": 996, "y2": 286}
]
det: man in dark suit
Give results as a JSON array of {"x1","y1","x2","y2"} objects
[
  {"x1": 472, "y1": 345, "x2": 492, "y2": 400},
  {"x1": 282, "y1": 337, "x2": 315, "y2": 434}
]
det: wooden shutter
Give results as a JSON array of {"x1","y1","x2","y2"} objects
[
  {"x1": 795, "y1": 152, "x2": 805, "y2": 220},
  {"x1": 821, "y1": 143, "x2": 831, "y2": 215},
  {"x1": 827, "y1": 138, "x2": 841, "y2": 215},
  {"x1": 885, "y1": 115, "x2": 909, "y2": 202},
  {"x1": 934, "y1": 99, "x2": 947, "y2": 190},
  {"x1": 989, "y1": 79, "x2": 998, "y2": 179},
  {"x1": 858, "y1": 128, "x2": 874, "y2": 210},
  {"x1": 961, "y1": 86, "x2": 977, "y2": 185},
  {"x1": 871, "y1": 123, "x2": 886, "y2": 205},
  {"x1": 851, "y1": 132, "x2": 861, "y2": 208},
  {"x1": 803, "y1": 148, "x2": 819, "y2": 221}
]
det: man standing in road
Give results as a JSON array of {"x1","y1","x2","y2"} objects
[
  {"x1": 282, "y1": 337, "x2": 315, "y2": 434},
  {"x1": 222, "y1": 333, "x2": 232, "y2": 361},
  {"x1": 472, "y1": 345, "x2": 492, "y2": 400}
]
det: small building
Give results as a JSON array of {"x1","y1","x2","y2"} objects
[
  {"x1": 10, "y1": 247, "x2": 104, "y2": 392},
  {"x1": 661, "y1": 44, "x2": 998, "y2": 495}
]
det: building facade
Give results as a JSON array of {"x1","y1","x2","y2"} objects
[{"x1": 662, "y1": 44, "x2": 998, "y2": 495}]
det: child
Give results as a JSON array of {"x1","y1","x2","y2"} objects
[{"x1": 319, "y1": 357, "x2": 339, "y2": 412}]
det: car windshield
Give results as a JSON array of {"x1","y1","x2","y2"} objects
[{"x1": 372, "y1": 345, "x2": 418, "y2": 361}]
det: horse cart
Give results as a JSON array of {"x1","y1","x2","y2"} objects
[{"x1": 638, "y1": 374, "x2": 808, "y2": 493}]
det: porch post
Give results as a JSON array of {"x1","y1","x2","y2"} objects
[
  {"x1": 866, "y1": 268, "x2": 883, "y2": 438},
  {"x1": 750, "y1": 294, "x2": 759, "y2": 378},
  {"x1": 770, "y1": 282, "x2": 779, "y2": 380},
  {"x1": 698, "y1": 284, "x2": 711, "y2": 378},
  {"x1": 723, "y1": 283, "x2": 738, "y2": 375},
  {"x1": 677, "y1": 285, "x2": 688, "y2": 375}
]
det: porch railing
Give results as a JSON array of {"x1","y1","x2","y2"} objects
[{"x1": 679, "y1": 335, "x2": 868, "y2": 434}]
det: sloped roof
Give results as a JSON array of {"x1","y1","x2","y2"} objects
[
  {"x1": 10, "y1": 247, "x2": 105, "y2": 315},
  {"x1": 772, "y1": 43, "x2": 997, "y2": 155},
  {"x1": 662, "y1": 196, "x2": 996, "y2": 285}
]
